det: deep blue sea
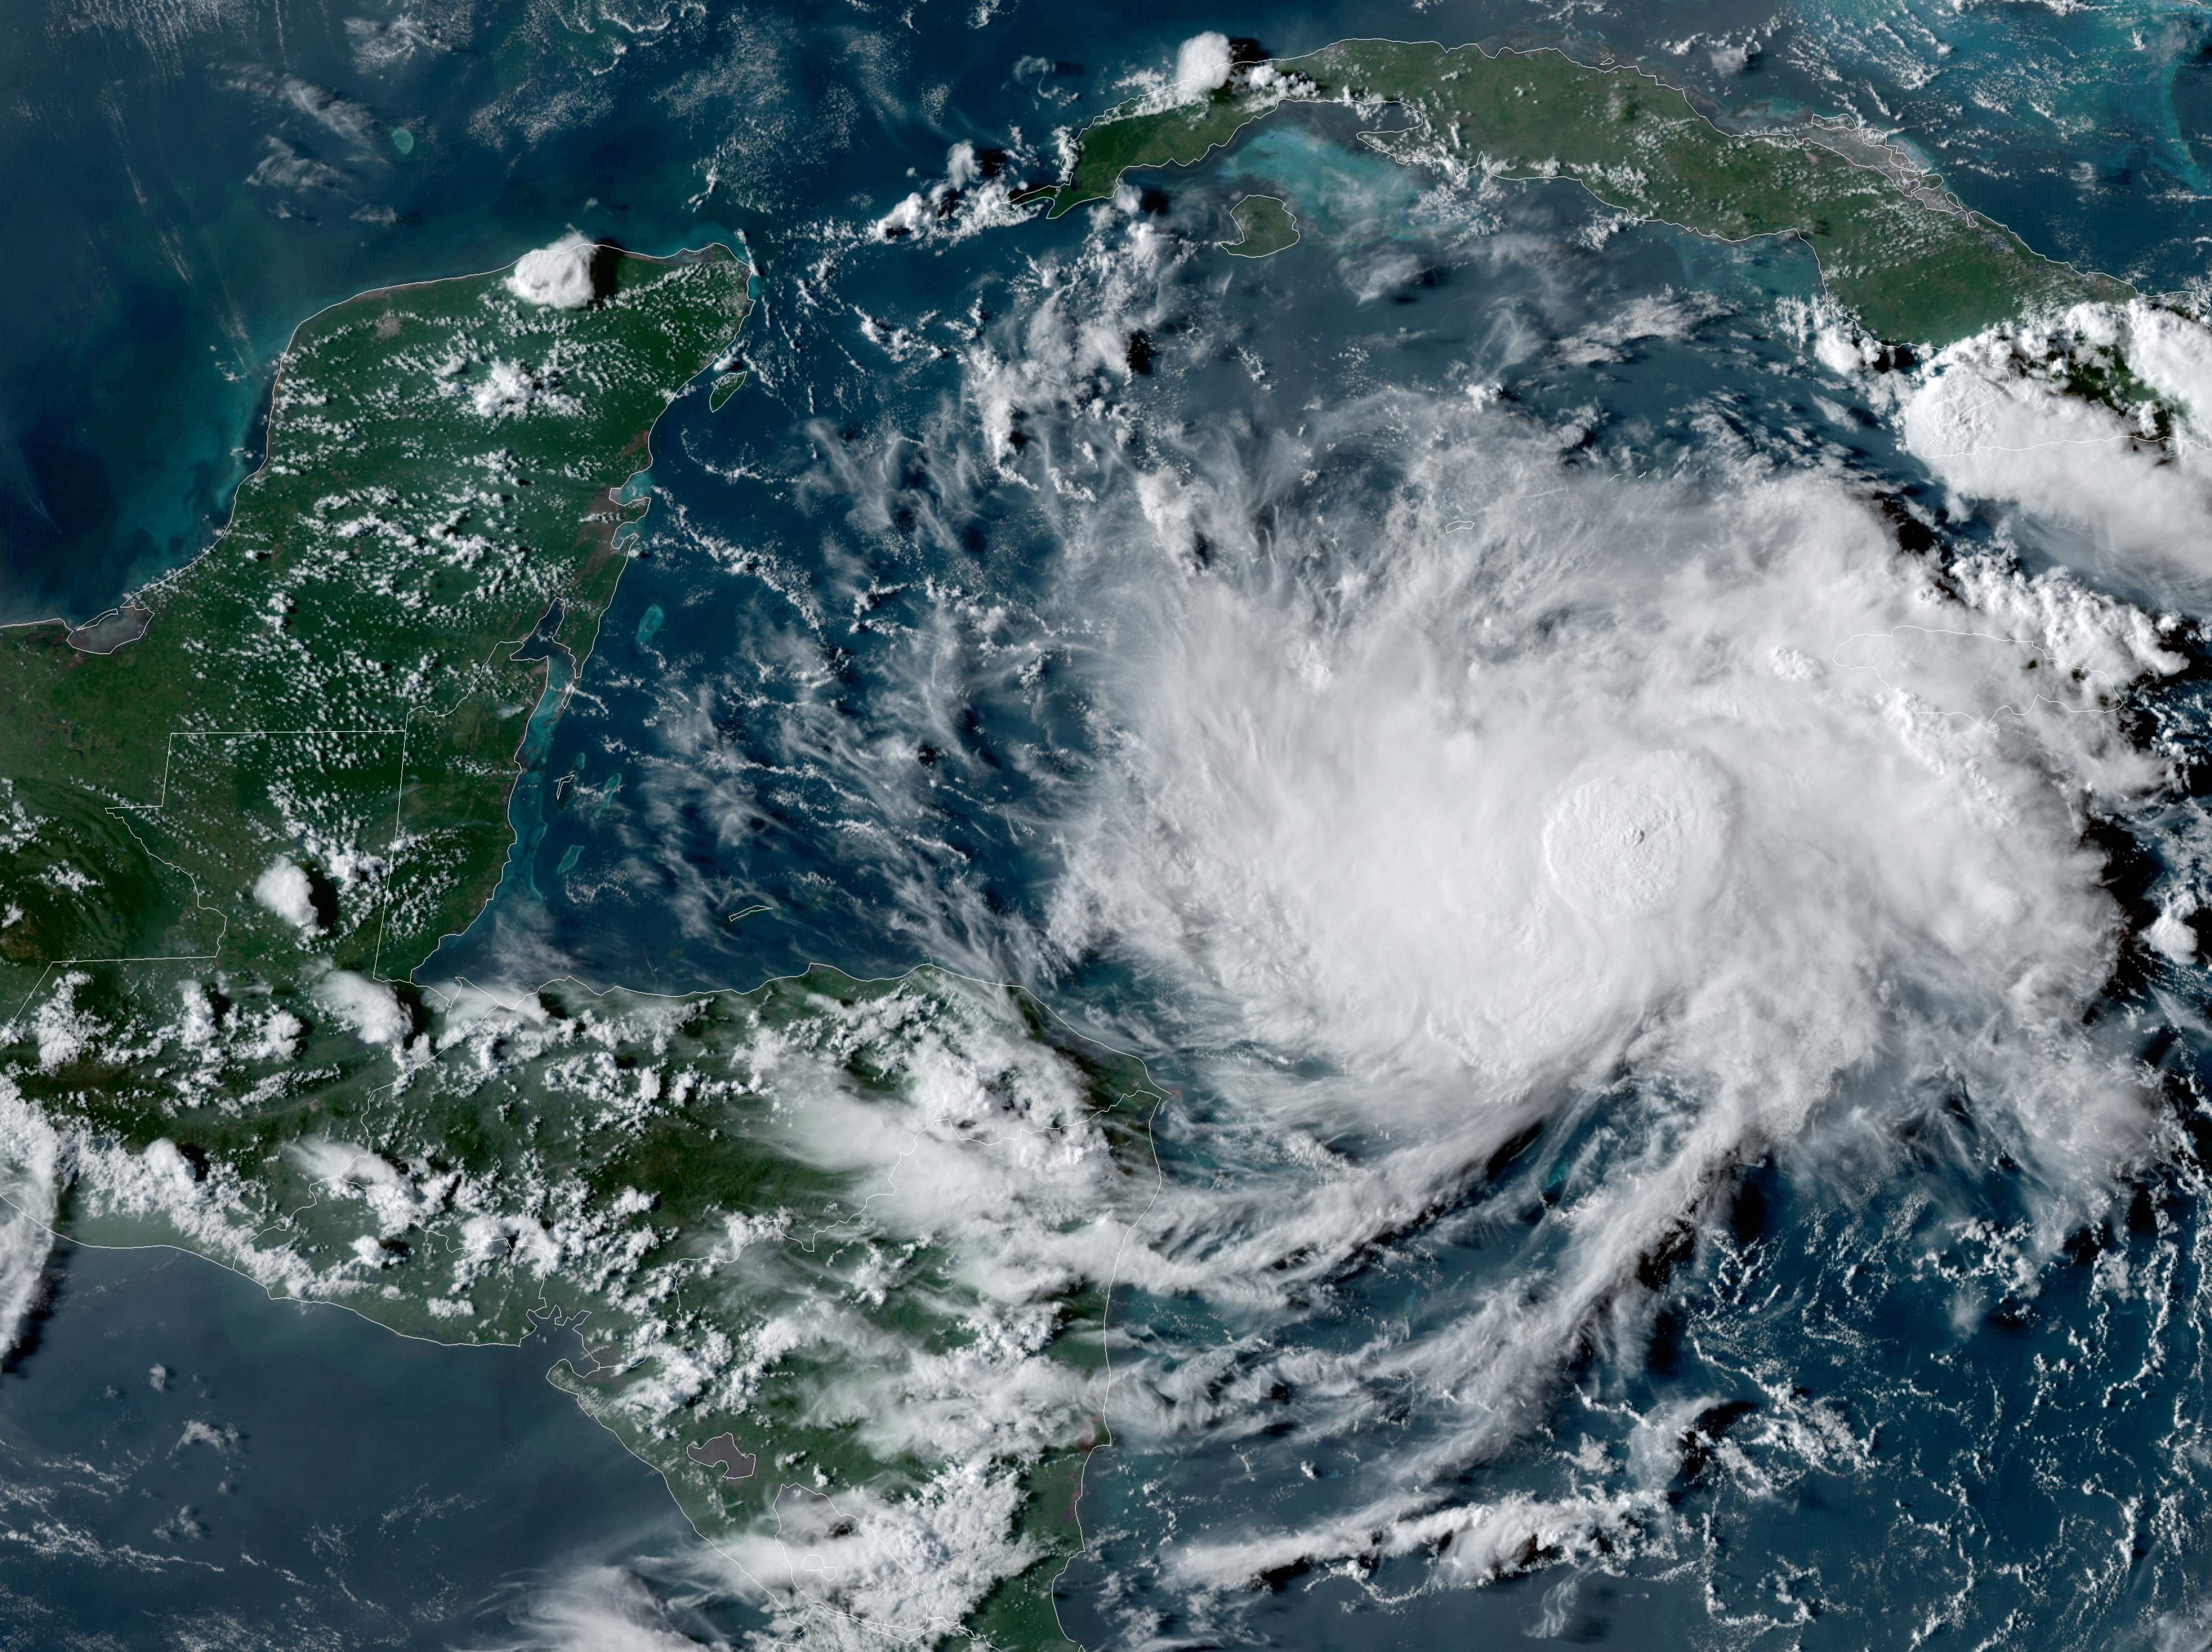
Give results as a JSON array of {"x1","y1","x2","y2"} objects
[
  {"x1": 13, "y1": 0, "x2": 2212, "y2": 1645},
  {"x1": 0, "y1": 1238, "x2": 768, "y2": 1648}
]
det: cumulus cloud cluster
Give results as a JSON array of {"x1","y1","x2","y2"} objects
[
  {"x1": 252, "y1": 857, "x2": 317, "y2": 930},
  {"x1": 1174, "y1": 31, "x2": 1234, "y2": 101},
  {"x1": 469, "y1": 358, "x2": 568, "y2": 417},
  {"x1": 872, "y1": 139, "x2": 1040, "y2": 247},
  {"x1": 313, "y1": 969, "x2": 409, "y2": 1048},
  {"x1": 507, "y1": 231, "x2": 599, "y2": 310}
]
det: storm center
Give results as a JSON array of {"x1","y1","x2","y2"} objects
[{"x1": 1540, "y1": 749, "x2": 1731, "y2": 920}]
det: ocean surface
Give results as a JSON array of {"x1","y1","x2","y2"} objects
[
  {"x1": 0, "y1": 1238, "x2": 766, "y2": 1648},
  {"x1": 12, "y1": 0, "x2": 2212, "y2": 1645}
]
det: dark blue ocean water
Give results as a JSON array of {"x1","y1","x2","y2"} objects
[
  {"x1": 14, "y1": 0, "x2": 2212, "y2": 1645},
  {"x1": 0, "y1": 1238, "x2": 766, "y2": 1648}
]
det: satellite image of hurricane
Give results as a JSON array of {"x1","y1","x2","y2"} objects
[{"x1": 13, "y1": 0, "x2": 2212, "y2": 1647}]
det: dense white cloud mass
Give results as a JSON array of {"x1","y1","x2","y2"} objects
[
  {"x1": 1901, "y1": 300, "x2": 2212, "y2": 589},
  {"x1": 1174, "y1": 32, "x2": 1234, "y2": 101},
  {"x1": 1079, "y1": 478, "x2": 2150, "y2": 1587},
  {"x1": 1540, "y1": 749, "x2": 1732, "y2": 920},
  {"x1": 0, "y1": 1089, "x2": 57, "y2": 1365},
  {"x1": 1031, "y1": 447, "x2": 2168, "y2": 1456},
  {"x1": 1044, "y1": 422, "x2": 2154, "y2": 1164},
  {"x1": 252, "y1": 857, "x2": 317, "y2": 929},
  {"x1": 875, "y1": 226, "x2": 2198, "y2": 1599},
  {"x1": 314, "y1": 969, "x2": 409, "y2": 1048},
  {"x1": 507, "y1": 231, "x2": 598, "y2": 309}
]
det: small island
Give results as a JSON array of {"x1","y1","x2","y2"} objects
[
  {"x1": 707, "y1": 369, "x2": 748, "y2": 411},
  {"x1": 1221, "y1": 194, "x2": 1301, "y2": 258}
]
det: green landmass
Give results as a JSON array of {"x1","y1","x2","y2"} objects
[
  {"x1": 0, "y1": 244, "x2": 1138, "y2": 1645},
  {"x1": 1053, "y1": 39, "x2": 2130, "y2": 342},
  {"x1": 12, "y1": 956, "x2": 1149, "y2": 1643},
  {"x1": 1221, "y1": 195, "x2": 1301, "y2": 258},
  {"x1": 960, "y1": 1450, "x2": 1092, "y2": 1649},
  {"x1": 0, "y1": 245, "x2": 745, "y2": 999}
]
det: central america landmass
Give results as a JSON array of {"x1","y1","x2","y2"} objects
[{"x1": 0, "y1": 241, "x2": 1150, "y2": 1648}]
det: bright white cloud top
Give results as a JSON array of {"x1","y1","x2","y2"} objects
[
  {"x1": 252, "y1": 858, "x2": 317, "y2": 929},
  {"x1": 1175, "y1": 32, "x2": 1234, "y2": 101},
  {"x1": 313, "y1": 970, "x2": 409, "y2": 1048},
  {"x1": 506, "y1": 231, "x2": 598, "y2": 310},
  {"x1": 1902, "y1": 300, "x2": 2212, "y2": 588}
]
